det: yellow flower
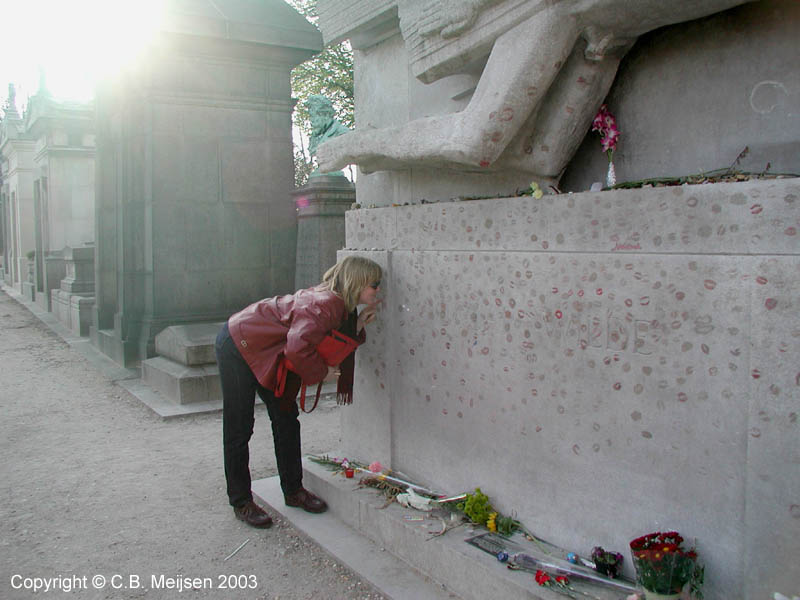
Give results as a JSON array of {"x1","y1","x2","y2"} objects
[
  {"x1": 487, "y1": 512, "x2": 498, "y2": 532},
  {"x1": 530, "y1": 182, "x2": 543, "y2": 199}
]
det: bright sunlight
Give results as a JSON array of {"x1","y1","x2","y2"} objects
[{"x1": 1, "y1": 0, "x2": 164, "y2": 108}]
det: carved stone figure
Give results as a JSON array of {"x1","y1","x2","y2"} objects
[
  {"x1": 305, "y1": 95, "x2": 351, "y2": 164},
  {"x1": 317, "y1": 0, "x2": 754, "y2": 177},
  {"x1": 3, "y1": 83, "x2": 20, "y2": 120}
]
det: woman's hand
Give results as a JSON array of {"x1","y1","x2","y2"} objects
[
  {"x1": 357, "y1": 303, "x2": 379, "y2": 333},
  {"x1": 323, "y1": 365, "x2": 341, "y2": 383}
]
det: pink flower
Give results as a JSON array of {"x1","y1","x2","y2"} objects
[
  {"x1": 592, "y1": 104, "x2": 620, "y2": 155},
  {"x1": 369, "y1": 461, "x2": 384, "y2": 473}
]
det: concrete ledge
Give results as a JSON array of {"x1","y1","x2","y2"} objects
[
  {"x1": 117, "y1": 377, "x2": 223, "y2": 418},
  {"x1": 253, "y1": 458, "x2": 629, "y2": 600},
  {"x1": 251, "y1": 472, "x2": 456, "y2": 600}
]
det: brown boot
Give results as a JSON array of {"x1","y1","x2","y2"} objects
[
  {"x1": 233, "y1": 501, "x2": 273, "y2": 528},
  {"x1": 284, "y1": 488, "x2": 328, "y2": 513}
]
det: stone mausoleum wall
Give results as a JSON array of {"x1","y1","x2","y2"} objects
[
  {"x1": 341, "y1": 178, "x2": 798, "y2": 599},
  {"x1": 92, "y1": 0, "x2": 321, "y2": 365}
]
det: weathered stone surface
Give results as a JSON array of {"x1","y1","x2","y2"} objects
[
  {"x1": 60, "y1": 246, "x2": 94, "y2": 295},
  {"x1": 293, "y1": 174, "x2": 355, "y2": 290},
  {"x1": 154, "y1": 323, "x2": 225, "y2": 367},
  {"x1": 142, "y1": 356, "x2": 221, "y2": 405},
  {"x1": 339, "y1": 178, "x2": 799, "y2": 600}
]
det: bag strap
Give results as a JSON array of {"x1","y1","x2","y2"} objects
[
  {"x1": 275, "y1": 357, "x2": 288, "y2": 397},
  {"x1": 298, "y1": 382, "x2": 323, "y2": 413}
]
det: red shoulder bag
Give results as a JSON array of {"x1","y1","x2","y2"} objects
[{"x1": 275, "y1": 330, "x2": 359, "y2": 412}]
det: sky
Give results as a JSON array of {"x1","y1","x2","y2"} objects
[{"x1": 1, "y1": 0, "x2": 163, "y2": 112}]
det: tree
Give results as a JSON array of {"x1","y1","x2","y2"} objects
[{"x1": 286, "y1": 0, "x2": 354, "y2": 186}]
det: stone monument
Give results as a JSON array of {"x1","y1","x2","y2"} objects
[
  {"x1": 310, "y1": 1, "x2": 800, "y2": 598},
  {"x1": 317, "y1": 0, "x2": 755, "y2": 180},
  {"x1": 292, "y1": 95, "x2": 354, "y2": 290}
]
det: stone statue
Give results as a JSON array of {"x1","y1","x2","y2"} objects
[
  {"x1": 317, "y1": 0, "x2": 754, "y2": 178},
  {"x1": 305, "y1": 95, "x2": 351, "y2": 174},
  {"x1": 3, "y1": 83, "x2": 20, "y2": 120}
]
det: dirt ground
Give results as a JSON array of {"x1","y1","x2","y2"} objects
[{"x1": 0, "y1": 288, "x2": 388, "y2": 600}]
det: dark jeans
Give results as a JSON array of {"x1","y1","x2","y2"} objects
[{"x1": 215, "y1": 323, "x2": 302, "y2": 507}]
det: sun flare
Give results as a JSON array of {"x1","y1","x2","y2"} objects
[{"x1": 2, "y1": 0, "x2": 164, "y2": 105}]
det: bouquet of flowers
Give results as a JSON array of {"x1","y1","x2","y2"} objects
[
  {"x1": 591, "y1": 546, "x2": 624, "y2": 579},
  {"x1": 629, "y1": 531, "x2": 704, "y2": 598}
]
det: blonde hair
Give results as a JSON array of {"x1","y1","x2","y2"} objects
[{"x1": 319, "y1": 256, "x2": 382, "y2": 312}]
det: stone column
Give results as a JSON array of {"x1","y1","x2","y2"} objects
[
  {"x1": 292, "y1": 173, "x2": 355, "y2": 290},
  {"x1": 0, "y1": 190, "x2": 7, "y2": 282},
  {"x1": 91, "y1": 1, "x2": 322, "y2": 366}
]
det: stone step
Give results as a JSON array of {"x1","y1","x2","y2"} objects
[
  {"x1": 253, "y1": 458, "x2": 630, "y2": 600},
  {"x1": 142, "y1": 355, "x2": 221, "y2": 405}
]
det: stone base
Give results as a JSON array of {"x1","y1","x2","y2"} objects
[
  {"x1": 91, "y1": 327, "x2": 139, "y2": 367},
  {"x1": 252, "y1": 458, "x2": 628, "y2": 600},
  {"x1": 69, "y1": 296, "x2": 94, "y2": 337},
  {"x1": 341, "y1": 178, "x2": 800, "y2": 600},
  {"x1": 293, "y1": 174, "x2": 355, "y2": 290},
  {"x1": 154, "y1": 322, "x2": 224, "y2": 366},
  {"x1": 51, "y1": 289, "x2": 94, "y2": 337},
  {"x1": 21, "y1": 281, "x2": 35, "y2": 301},
  {"x1": 141, "y1": 356, "x2": 221, "y2": 405},
  {"x1": 34, "y1": 288, "x2": 50, "y2": 312},
  {"x1": 138, "y1": 322, "x2": 225, "y2": 406},
  {"x1": 51, "y1": 289, "x2": 70, "y2": 330}
]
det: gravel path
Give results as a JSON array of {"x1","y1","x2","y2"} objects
[{"x1": 0, "y1": 287, "x2": 387, "y2": 600}]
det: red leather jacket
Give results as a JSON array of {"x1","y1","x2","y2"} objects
[{"x1": 228, "y1": 287, "x2": 364, "y2": 391}]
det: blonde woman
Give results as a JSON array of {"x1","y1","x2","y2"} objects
[{"x1": 215, "y1": 256, "x2": 382, "y2": 528}]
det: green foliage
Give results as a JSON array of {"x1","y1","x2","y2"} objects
[
  {"x1": 294, "y1": 146, "x2": 315, "y2": 188},
  {"x1": 457, "y1": 488, "x2": 494, "y2": 526},
  {"x1": 285, "y1": 0, "x2": 354, "y2": 185},
  {"x1": 495, "y1": 514, "x2": 521, "y2": 536}
]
